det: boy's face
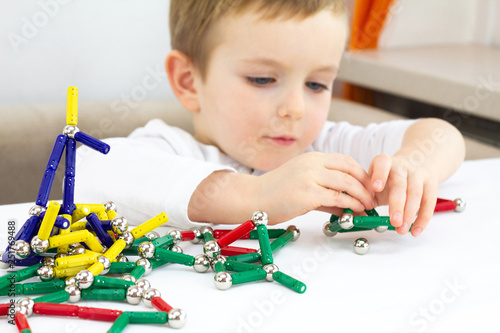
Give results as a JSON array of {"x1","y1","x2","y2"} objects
[{"x1": 192, "y1": 9, "x2": 347, "y2": 171}]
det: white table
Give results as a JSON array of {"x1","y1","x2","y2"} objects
[{"x1": 1, "y1": 159, "x2": 500, "y2": 332}]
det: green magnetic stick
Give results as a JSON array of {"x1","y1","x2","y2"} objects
[
  {"x1": 338, "y1": 226, "x2": 373, "y2": 233},
  {"x1": 126, "y1": 311, "x2": 168, "y2": 324},
  {"x1": 22, "y1": 280, "x2": 65, "y2": 295},
  {"x1": 93, "y1": 276, "x2": 135, "y2": 290},
  {"x1": 231, "y1": 268, "x2": 267, "y2": 285},
  {"x1": 226, "y1": 252, "x2": 261, "y2": 263},
  {"x1": 364, "y1": 208, "x2": 379, "y2": 217},
  {"x1": 108, "y1": 313, "x2": 130, "y2": 333},
  {"x1": 248, "y1": 229, "x2": 286, "y2": 239},
  {"x1": 81, "y1": 288, "x2": 126, "y2": 301},
  {"x1": 33, "y1": 289, "x2": 70, "y2": 303},
  {"x1": 256, "y1": 225, "x2": 273, "y2": 265},
  {"x1": 328, "y1": 222, "x2": 342, "y2": 233},
  {"x1": 214, "y1": 261, "x2": 226, "y2": 274},
  {"x1": 272, "y1": 271, "x2": 306, "y2": 294},
  {"x1": 270, "y1": 230, "x2": 294, "y2": 253},
  {"x1": 154, "y1": 248, "x2": 195, "y2": 266},
  {"x1": 0, "y1": 283, "x2": 23, "y2": 296},
  {"x1": 150, "y1": 258, "x2": 170, "y2": 270},
  {"x1": 16, "y1": 263, "x2": 43, "y2": 282},
  {"x1": 108, "y1": 262, "x2": 136, "y2": 274},
  {"x1": 225, "y1": 260, "x2": 261, "y2": 272},
  {"x1": 151, "y1": 235, "x2": 174, "y2": 249},
  {"x1": 202, "y1": 231, "x2": 215, "y2": 243},
  {"x1": 130, "y1": 265, "x2": 146, "y2": 280},
  {"x1": 353, "y1": 216, "x2": 391, "y2": 228}
]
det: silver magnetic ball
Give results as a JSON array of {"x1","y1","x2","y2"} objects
[
  {"x1": 75, "y1": 269, "x2": 94, "y2": 289},
  {"x1": 30, "y1": 236, "x2": 49, "y2": 255},
  {"x1": 37, "y1": 265, "x2": 55, "y2": 281},
  {"x1": 54, "y1": 253, "x2": 68, "y2": 260},
  {"x1": 454, "y1": 198, "x2": 466, "y2": 213},
  {"x1": 65, "y1": 284, "x2": 81, "y2": 303},
  {"x1": 62, "y1": 125, "x2": 79, "y2": 138},
  {"x1": 69, "y1": 245, "x2": 86, "y2": 256},
  {"x1": 65, "y1": 277, "x2": 77, "y2": 286},
  {"x1": 98, "y1": 256, "x2": 111, "y2": 275},
  {"x1": 339, "y1": 213, "x2": 354, "y2": 230},
  {"x1": 126, "y1": 285, "x2": 143, "y2": 305},
  {"x1": 203, "y1": 240, "x2": 221, "y2": 259},
  {"x1": 286, "y1": 225, "x2": 300, "y2": 241},
  {"x1": 103, "y1": 201, "x2": 117, "y2": 212},
  {"x1": 135, "y1": 278, "x2": 151, "y2": 293},
  {"x1": 122, "y1": 274, "x2": 136, "y2": 283},
  {"x1": 13, "y1": 240, "x2": 31, "y2": 259},
  {"x1": 136, "y1": 258, "x2": 153, "y2": 276},
  {"x1": 193, "y1": 254, "x2": 211, "y2": 273},
  {"x1": 200, "y1": 226, "x2": 213, "y2": 235},
  {"x1": 143, "y1": 288, "x2": 161, "y2": 308},
  {"x1": 116, "y1": 254, "x2": 129, "y2": 263},
  {"x1": 190, "y1": 227, "x2": 202, "y2": 244},
  {"x1": 214, "y1": 271, "x2": 233, "y2": 290},
  {"x1": 170, "y1": 245, "x2": 183, "y2": 254},
  {"x1": 42, "y1": 256, "x2": 55, "y2": 266},
  {"x1": 168, "y1": 230, "x2": 183, "y2": 245},
  {"x1": 374, "y1": 226, "x2": 388, "y2": 233},
  {"x1": 251, "y1": 211, "x2": 269, "y2": 226},
  {"x1": 119, "y1": 230, "x2": 135, "y2": 249},
  {"x1": 168, "y1": 308, "x2": 187, "y2": 329},
  {"x1": 145, "y1": 231, "x2": 160, "y2": 241},
  {"x1": 353, "y1": 238, "x2": 370, "y2": 255},
  {"x1": 322, "y1": 222, "x2": 337, "y2": 237},
  {"x1": 138, "y1": 242, "x2": 156, "y2": 259},
  {"x1": 29, "y1": 205, "x2": 46, "y2": 216},
  {"x1": 263, "y1": 264, "x2": 279, "y2": 282},
  {"x1": 112, "y1": 217, "x2": 129, "y2": 235},
  {"x1": 17, "y1": 298, "x2": 34, "y2": 317},
  {"x1": 15, "y1": 305, "x2": 29, "y2": 316},
  {"x1": 0, "y1": 252, "x2": 9, "y2": 269}
]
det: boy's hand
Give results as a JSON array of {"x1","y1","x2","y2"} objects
[
  {"x1": 368, "y1": 153, "x2": 439, "y2": 237},
  {"x1": 256, "y1": 152, "x2": 375, "y2": 223}
]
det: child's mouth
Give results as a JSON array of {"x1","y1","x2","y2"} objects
[{"x1": 268, "y1": 136, "x2": 296, "y2": 146}]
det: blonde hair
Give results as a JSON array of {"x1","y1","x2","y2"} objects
[{"x1": 169, "y1": 0, "x2": 347, "y2": 79}]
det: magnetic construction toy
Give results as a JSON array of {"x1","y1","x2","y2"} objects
[{"x1": 0, "y1": 87, "x2": 305, "y2": 332}]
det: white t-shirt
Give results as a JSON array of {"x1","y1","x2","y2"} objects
[{"x1": 75, "y1": 118, "x2": 416, "y2": 229}]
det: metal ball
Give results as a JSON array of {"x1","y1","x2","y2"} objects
[
  {"x1": 454, "y1": 198, "x2": 466, "y2": 212},
  {"x1": 37, "y1": 265, "x2": 55, "y2": 281},
  {"x1": 30, "y1": 236, "x2": 49, "y2": 255},
  {"x1": 138, "y1": 242, "x2": 156, "y2": 259},
  {"x1": 322, "y1": 222, "x2": 337, "y2": 237},
  {"x1": 167, "y1": 308, "x2": 187, "y2": 329},
  {"x1": 116, "y1": 254, "x2": 129, "y2": 263},
  {"x1": 190, "y1": 227, "x2": 202, "y2": 244},
  {"x1": 200, "y1": 226, "x2": 213, "y2": 235},
  {"x1": 13, "y1": 240, "x2": 31, "y2": 259},
  {"x1": 103, "y1": 201, "x2": 117, "y2": 212},
  {"x1": 65, "y1": 277, "x2": 77, "y2": 286},
  {"x1": 193, "y1": 254, "x2": 211, "y2": 273},
  {"x1": 112, "y1": 217, "x2": 129, "y2": 235},
  {"x1": 339, "y1": 213, "x2": 354, "y2": 230},
  {"x1": 170, "y1": 245, "x2": 183, "y2": 254},
  {"x1": 17, "y1": 298, "x2": 34, "y2": 317},
  {"x1": 251, "y1": 211, "x2": 268, "y2": 226},
  {"x1": 203, "y1": 240, "x2": 221, "y2": 259},
  {"x1": 168, "y1": 230, "x2": 183, "y2": 245},
  {"x1": 210, "y1": 255, "x2": 227, "y2": 272},
  {"x1": 263, "y1": 264, "x2": 279, "y2": 282},
  {"x1": 136, "y1": 258, "x2": 153, "y2": 276},
  {"x1": 374, "y1": 226, "x2": 388, "y2": 233},
  {"x1": 126, "y1": 285, "x2": 143, "y2": 305},
  {"x1": 122, "y1": 274, "x2": 136, "y2": 283},
  {"x1": 15, "y1": 305, "x2": 29, "y2": 316},
  {"x1": 145, "y1": 231, "x2": 160, "y2": 241},
  {"x1": 353, "y1": 238, "x2": 370, "y2": 255},
  {"x1": 286, "y1": 225, "x2": 300, "y2": 241},
  {"x1": 119, "y1": 230, "x2": 135, "y2": 249},
  {"x1": 29, "y1": 205, "x2": 46, "y2": 216},
  {"x1": 42, "y1": 256, "x2": 55, "y2": 266},
  {"x1": 135, "y1": 278, "x2": 151, "y2": 293},
  {"x1": 69, "y1": 245, "x2": 86, "y2": 256},
  {"x1": 98, "y1": 256, "x2": 111, "y2": 275},
  {"x1": 143, "y1": 288, "x2": 161, "y2": 308},
  {"x1": 75, "y1": 269, "x2": 94, "y2": 289},
  {"x1": 62, "y1": 125, "x2": 79, "y2": 138},
  {"x1": 214, "y1": 271, "x2": 233, "y2": 290},
  {"x1": 65, "y1": 284, "x2": 81, "y2": 303},
  {"x1": 54, "y1": 253, "x2": 68, "y2": 260},
  {"x1": 0, "y1": 252, "x2": 9, "y2": 269}
]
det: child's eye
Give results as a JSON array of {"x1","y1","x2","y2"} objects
[
  {"x1": 247, "y1": 77, "x2": 275, "y2": 86},
  {"x1": 306, "y1": 82, "x2": 328, "y2": 92}
]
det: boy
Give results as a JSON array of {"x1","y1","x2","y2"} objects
[{"x1": 75, "y1": 0, "x2": 465, "y2": 237}]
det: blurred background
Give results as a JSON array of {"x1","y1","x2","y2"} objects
[{"x1": 0, "y1": 0, "x2": 499, "y2": 204}]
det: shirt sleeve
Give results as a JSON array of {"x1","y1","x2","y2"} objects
[
  {"x1": 74, "y1": 121, "x2": 235, "y2": 230},
  {"x1": 311, "y1": 119, "x2": 418, "y2": 170}
]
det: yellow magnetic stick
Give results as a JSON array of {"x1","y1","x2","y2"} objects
[
  {"x1": 54, "y1": 265, "x2": 90, "y2": 278},
  {"x1": 70, "y1": 221, "x2": 88, "y2": 231},
  {"x1": 97, "y1": 210, "x2": 108, "y2": 221},
  {"x1": 107, "y1": 230, "x2": 116, "y2": 242},
  {"x1": 75, "y1": 204, "x2": 106, "y2": 214},
  {"x1": 130, "y1": 212, "x2": 169, "y2": 238},
  {"x1": 48, "y1": 230, "x2": 93, "y2": 248},
  {"x1": 38, "y1": 201, "x2": 61, "y2": 241},
  {"x1": 107, "y1": 210, "x2": 118, "y2": 220},
  {"x1": 67, "y1": 86, "x2": 78, "y2": 126},
  {"x1": 55, "y1": 251, "x2": 101, "y2": 269},
  {"x1": 103, "y1": 239, "x2": 126, "y2": 261},
  {"x1": 87, "y1": 261, "x2": 104, "y2": 276},
  {"x1": 83, "y1": 233, "x2": 104, "y2": 253},
  {"x1": 72, "y1": 206, "x2": 90, "y2": 222}
]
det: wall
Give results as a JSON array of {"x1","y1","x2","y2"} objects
[{"x1": 0, "y1": 0, "x2": 174, "y2": 106}]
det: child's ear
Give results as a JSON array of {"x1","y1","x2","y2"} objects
[{"x1": 165, "y1": 50, "x2": 200, "y2": 112}]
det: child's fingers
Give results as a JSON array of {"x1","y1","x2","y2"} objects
[
  {"x1": 318, "y1": 187, "x2": 366, "y2": 212},
  {"x1": 319, "y1": 170, "x2": 374, "y2": 210},
  {"x1": 368, "y1": 154, "x2": 391, "y2": 192},
  {"x1": 397, "y1": 175, "x2": 424, "y2": 234},
  {"x1": 388, "y1": 169, "x2": 408, "y2": 228},
  {"x1": 324, "y1": 154, "x2": 372, "y2": 193},
  {"x1": 410, "y1": 182, "x2": 438, "y2": 237}
]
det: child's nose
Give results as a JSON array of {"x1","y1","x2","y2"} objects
[{"x1": 277, "y1": 89, "x2": 305, "y2": 119}]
